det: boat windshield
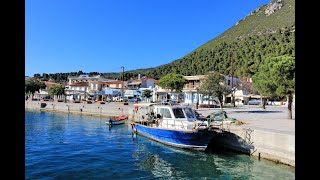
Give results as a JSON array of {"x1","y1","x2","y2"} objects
[
  {"x1": 173, "y1": 108, "x2": 185, "y2": 118},
  {"x1": 159, "y1": 108, "x2": 172, "y2": 118},
  {"x1": 184, "y1": 108, "x2": 195, "y2": 118}
]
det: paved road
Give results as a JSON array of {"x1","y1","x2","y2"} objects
[{"x1": 196, "y1": 105, "x2": 295, "y2": 135}]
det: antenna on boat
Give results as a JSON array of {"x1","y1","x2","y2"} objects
[{"x1": 214, "y1": 97, "x2": 224, "y2": 130}]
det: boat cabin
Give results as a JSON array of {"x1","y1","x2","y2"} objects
[
  {"x1": 134, "y1": 104, "x2": 208, "y2": 130},
  {"x1": 153, "y1": 105, "x2": 197, "y2": 121}
]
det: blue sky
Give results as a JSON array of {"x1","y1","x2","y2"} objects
[{"x1": 26, "y1": 0, "x2": 270, "y2": 76}]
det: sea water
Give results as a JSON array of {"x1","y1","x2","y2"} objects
[{"x1": 26, "y1": 110, "x2": 295, "y2": 179}]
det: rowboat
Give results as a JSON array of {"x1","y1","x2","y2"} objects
[{"x1": 106, "y1": 115, "x2": 128, "y2": 125}]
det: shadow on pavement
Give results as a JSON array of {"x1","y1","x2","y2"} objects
[{"x1": 232, "y1": 110, "x2": 282, "y2": 114}]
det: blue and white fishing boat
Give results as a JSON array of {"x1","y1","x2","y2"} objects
[{"x1": 131, "y1": 104, "x2": 216, "y2": 151}]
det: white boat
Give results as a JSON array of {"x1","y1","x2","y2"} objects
[{"x1": 131, "y1": 104, "x2": 216, "y2": 150}]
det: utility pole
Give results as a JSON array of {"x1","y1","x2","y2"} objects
[
  {"x1": 121, "y1": 66, "x2": 124, "y2": 101},
  {"x1": 231, "y1": 50, "x2": 235, "y2": 107}
]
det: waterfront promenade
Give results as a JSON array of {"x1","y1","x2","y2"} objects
[
  {"x1": 197, "y1": 106, "x2": 295, "y2": 135},
  {"x1": 25, "y1": 101, "x2": 295, "y2": 167},
  {"x1": 198, "y1": 106, "x2": 295, "y2": 167}
]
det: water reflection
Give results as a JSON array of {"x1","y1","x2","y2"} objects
[
  {"x1": 26, "y1": 110, "x2": 294, "y2": 179},
  {"x1": 131, "y1": 135, "x2": 223, "y2": 178},
  {"x1": 139, "y1": 153, "x2": 184, "y2": 178},
  {"x1": 131, "y1": 134, "x2": 294, "y2": 179}
]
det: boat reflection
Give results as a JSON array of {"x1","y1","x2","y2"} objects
[
  {"x1": 130, "y1": 133, "x2": 294, "y2": 179},
  {"x1": 140, "y1": 153, "x2": 185, "y2": 178},
  {"x1": 131, "y1": 135, "x2": 222, "y2": 178}
]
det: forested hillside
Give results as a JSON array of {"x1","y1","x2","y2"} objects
[
  {"x1": 147, "y1": 27, "x2": 294, "y2": 78},
  {"x1": 145, "y1": 0, "x2": 295, "y2": 79}
]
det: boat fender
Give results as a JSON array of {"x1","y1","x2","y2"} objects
[
  {"x1": 134, "y1": 105, "x2": 138, "y2": 113},
  {"x1": 192, "y1": 121, "x2": 198, "y2": 130}
]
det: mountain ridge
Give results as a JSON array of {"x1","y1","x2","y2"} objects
[{"x1": 143, "y1": 0, "x2": 295, "y2": 79}]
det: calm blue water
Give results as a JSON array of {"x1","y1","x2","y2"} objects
[{"x1": 26, "y1": 110, "x2": 295, "y2": 179}]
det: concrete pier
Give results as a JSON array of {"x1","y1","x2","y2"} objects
[
  {"x1": 198, "y1": 106, "x2": 295, "y2": 167},
  {"x1": 25, "y1": 101, "x2": 295, "y2": 167}
]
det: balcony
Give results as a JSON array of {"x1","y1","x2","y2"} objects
[
  {"x1": 184, "y1": 83, "x2": 200, "y2": 89},
  {"x1": 88, "y1": 87, "x2": 101, "y2": 91}
]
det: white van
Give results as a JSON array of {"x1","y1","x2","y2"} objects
[{"x1": 114, "y1": 97, "x2": 128, "y2": 102}]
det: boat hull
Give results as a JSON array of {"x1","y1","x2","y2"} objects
[
  {"x1": 105, "y1": 115, "x2": 128, "y2": 125},
  {"x1": 106, "y1": 119, "x2": 126, "y2": 125},
  {"x1": 131, "y1": 123, "x2": 215, "y2": 151}
]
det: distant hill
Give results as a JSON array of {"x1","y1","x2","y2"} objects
[
  {"x1": 201, "y1": 0, "x2": 294, "y2": 47},
  {"x1": 143, "y1": 0, "x2": 295, "y2": 79},
  {"x1": 35, "y1": 0, "x2": 295, "y2": 81}
]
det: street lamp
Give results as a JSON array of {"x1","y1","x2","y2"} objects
[
  {"x1": 64, "y1": 86, "x2": 69, "y2": 103},
  {"x1": 121, "y1": 66, "x2": 124, "y2": 102}
]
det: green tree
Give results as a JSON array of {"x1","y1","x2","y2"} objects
[
  {"x1": 33, "y1": 73, "x2": 41, "y2": 79},
  {"x1": 42, "y1": 73, "x2": 49, "y2": 81},
  {"x1": 197, "y1": 72, "x2": 230, "y2": 111},
  {"x1": 158, "y1": 73, "x2": 187, "y2": 103},
  {"x1": 252, "y1": 55, "x2": 295, "y2": 119},
  {"x1": 158, "y1": 73, "x2": 187, "y2": 92},
  {"x1": 48, "y1": 85, "x2": 65, "y2": 96},
  {"x1": 141, "y1": 89, "x2": 152, "y2": 102},
  {"x1": 76, "y1": 70, "x2": 84, "y2": 76},
  {"x1": 25, "y1": 80, "x2": 45, "y2": 94}
]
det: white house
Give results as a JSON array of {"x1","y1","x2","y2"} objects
[
  {"x1": 67, "y1": 74, "x2": 108, "y2": 84},
  {"x1": 66, "y1": 82, "x2": 88, "y2": 101}
]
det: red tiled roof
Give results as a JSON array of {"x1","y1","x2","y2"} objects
[
  {"x1": 103, "y1": 81, "x2": 122, "y2": 85},
  {"x1": 142, "y1": 77, "x2": 156, "y2": 81},
  {"x1": 89, "y1": 81, "x2": 104, "y2": 84},
  {"x1": 128, "y1": 81, "x2": 141, "y2": 85},
  {"x1": 69, "y1": 82, "x2": 89, "y2": 86},
  {"x1": 44, "y1": 81, "x2": 62, "y2": 86}
]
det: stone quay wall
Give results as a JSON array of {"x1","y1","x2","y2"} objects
[{"x1": 25, "y1": 101, "x2": 135, "y2": 118}]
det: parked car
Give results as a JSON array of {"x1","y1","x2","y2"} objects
[
  {"x1": 128, "y1": 98, "x2": 141, "y2": 102},
  {"x1": 247, "y1": 99, "x2": 261, "y2": 105}
]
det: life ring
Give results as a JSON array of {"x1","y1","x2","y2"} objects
[{"x1": 134, "y1": 105, "x2": 138, "y2": 113}]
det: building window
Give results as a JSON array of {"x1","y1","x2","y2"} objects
[{"x1": 228, "y1": 80, "x2": 230, "y2": 85}]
